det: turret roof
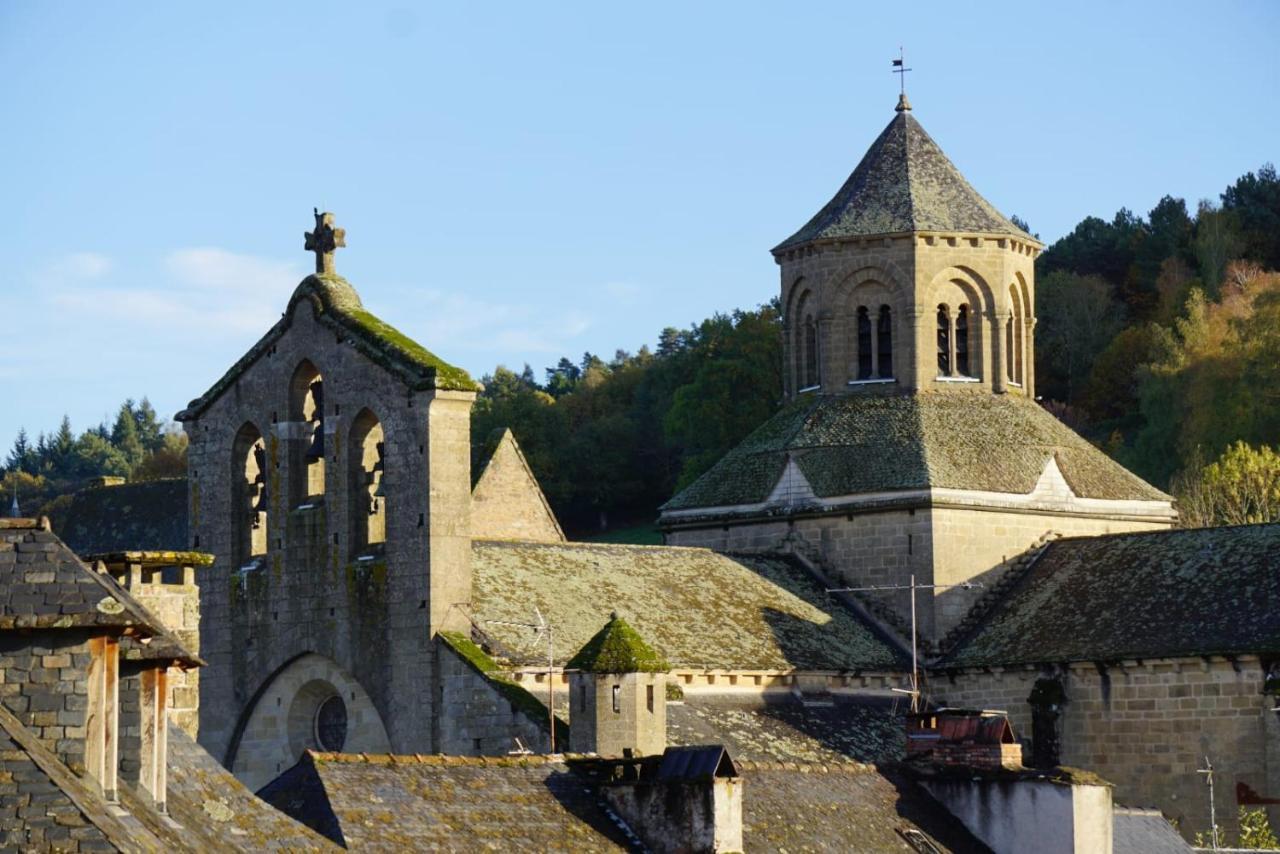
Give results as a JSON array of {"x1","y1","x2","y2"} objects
[
  {"x1": 566, "y1": 612, "x2": 670, "y2": 673},
  {"x1": 774, "y1": 105, "x2": 1035, "y2": 252}
]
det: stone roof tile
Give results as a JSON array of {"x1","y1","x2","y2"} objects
[
  {"x1": 662, "y1": 392, "x2": 1168, "y2": 512},
  {"x1": 942, "y1": 523, "x2": 1280, "y2": 667},
  {"x1": 57, "y1": 478, "x2": 189, "y2": 555},
  {"x1": 774, "y1": 107, "x2": 1033, "y2": 251},
  {"x1": 472, "y1": 540, "x2": 905, "y2": 671}
]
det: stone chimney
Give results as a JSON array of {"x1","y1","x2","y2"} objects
[
  {"x1": 578, "y1": 746, "x2": 744, "y2": 854},
  {"x1": 566, "y1": 613, "x2": 668, "y2": 757}
]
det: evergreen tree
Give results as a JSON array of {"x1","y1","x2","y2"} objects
[
  {"x1": 110, "y1": 402, "x2": 145, "y2": 468},
  {"x1": 134, "y1": 397, "x2": 164, "y2": 452}
]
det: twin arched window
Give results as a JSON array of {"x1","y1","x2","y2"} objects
[
  {"x1": 854, "y1": 305, "x2": 894, "y2": 381},
  {"x1": 937, "y1": 304, "x2": 975, "y2": 379}
]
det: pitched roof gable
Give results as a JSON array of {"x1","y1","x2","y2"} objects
[
  {"x1": 566, "y1": 614, "x2": 670, "y2": 673},
  {"x1": 178, "y1": 274, "x2": 477, "y2": 421},
  {"x1": 774, "y1": 107, "x2": 1035, "y2": 251},
  {"x1": 471, "y1": 428, "x2": 566, "y2": 542}
]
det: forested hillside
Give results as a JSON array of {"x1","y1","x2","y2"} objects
[{"x1": 5, "y1": 164, "x2": 1278, "y2": 534}]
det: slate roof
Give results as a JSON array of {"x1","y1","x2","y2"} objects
[
  {"x1": 662, "y1": 392, "x2": 1169, "y2": 512},
  {"x1": 740, "y1": 764, "x2": 988, "y2": 853},
  {"x1": 1113, "y1": 808, "x2": 1193, "y2": 853},
  {"x1": 57, "y1": 478, "x2": 189, "y2": 555},
  {"x1": 666, "y1": 694, "x2": 906, "y2": 764},
  {"x1": 0, "y1": 520, "x2": 169, "y2": 635},
  {"x1": 774, "y1": 104, "x2": 1033, "y2": 252},
  {"x1": 178, "y1": 274, "x2": 476, "y2": 421},
  {"x1": 163, "y1": 723, "x2": 338, "y2": 850},
  {"x1": 0, "y1": 702, "x2": 164, "y2": 852},
  {"x1": 258, "y1": 753, "x2": 633, "y2": 851},
  {"x1": 941, "y1": 524, "x2": 1280, "y2": 668},
  {"x1": 472, "y1": 540, "x2": 906, "y2": 671}
]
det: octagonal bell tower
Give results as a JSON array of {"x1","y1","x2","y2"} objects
[{"x1": 776, "y1": 94, "x2": 1041, "y2": 401}]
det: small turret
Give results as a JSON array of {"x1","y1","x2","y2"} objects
[{"x1": 566, "y1": 613, "x2": 668, "y2": 757}]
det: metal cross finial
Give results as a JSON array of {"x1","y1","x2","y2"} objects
[
  {"x1": 304, "y1": 208, "x2": 346, "y2": 275},
  {"x1": 892, "y1": 47, "x2": 913, "y2": 112}
]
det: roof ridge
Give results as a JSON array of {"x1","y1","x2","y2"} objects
[{"x1": 899, "y1": 112, "x2": 918, "y2": 234}]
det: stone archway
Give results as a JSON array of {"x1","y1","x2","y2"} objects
[{"x1": 228, "y1": 652, "x2": 390, "y2": 791}]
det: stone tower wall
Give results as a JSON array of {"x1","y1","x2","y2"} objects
[
  {"x1": 777, "y1": 233, "x2": 1038, "y2": 400},
  {"x1": 568, "y1": 672, "x2": 666, "y2": 757},
  {"x1": 185, "y1": 297, "x2": 475, "y2": 765}
]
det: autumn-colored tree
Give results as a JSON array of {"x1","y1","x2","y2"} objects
[{"x1": 1173, "y1": 442, "x2": 1280, "y2": 528}]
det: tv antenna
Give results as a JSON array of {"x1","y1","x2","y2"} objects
[
  {"x1": 487, "y1": 606, "x2": 559, "y2": 755},
  {"x1": 1198, "y1": 755, "x2": 1219, "y2": 850},
  {"x1": 826, "y1": 574, "x2": 981, "y2": 713}
]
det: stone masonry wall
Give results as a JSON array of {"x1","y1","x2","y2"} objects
[
  {"x1": 187, "y1": 297, "x2": 475, "y2": 765},
  {"x1": 113, "y1": 567, "x2": 201, "y2": 737},
  {"x1": 928, "y1": 506, "x2": 1169, "y2": 638},
  {"x1": 471, "y1": 434, "x2": 564, "y2": 543},
  {"x1": 934, "y1": 656, "x2": 1278, "y2": 842},
  {"x1": 668, "y1": 504, "x2": 1168, "y2": 642},
  {"x1": 437, "y1": 643, "x2": 549, "y2": 755},
  {"x1": 0, "y1": 632, "x2": 92, "y2": 774}
]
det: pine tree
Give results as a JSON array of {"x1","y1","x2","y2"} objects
[
  {"x1": 111, "y1": 403, "x2": 144, "y2": 469},
  {"x1": 134, "y1": 397, "x2": 164, "y2": 452},
  {"x1": 5, "y1": 429, "x2": 33, "y2": 474}
]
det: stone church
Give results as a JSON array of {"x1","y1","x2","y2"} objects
[{"x1": 45, "y1": 94, "x2": 1280, "y2": 844}]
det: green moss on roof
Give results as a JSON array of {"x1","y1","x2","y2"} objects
[
  {"x1": 178, "y1": 274, "x2": 476, "y2": 420},
  {"x1": 566, "y1": 614, "x2": 669, "y2": 673},
  {"x1": 942, "y1": 523, "x2": 1280, "y2": 667},
  {"x1": 438, "y1": 631, "x2": 569, "y2": 743},
  {"x1": 472, "y1": 540, "x2": 905, "y2": 671},
  {"x1": 774, "y1": 108, "x2": 1036, "y2": 252},
  {"x1": 662, "y1": 391, "x2": 1169, "y2": 512}
]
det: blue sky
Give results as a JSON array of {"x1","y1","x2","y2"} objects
[{"x1": 2, "y1": 1, "x2": 1277, "y2": 451}]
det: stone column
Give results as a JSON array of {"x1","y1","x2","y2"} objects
[{"x1": 992, "y1": 310, "x2": 1010, "y2": 394}]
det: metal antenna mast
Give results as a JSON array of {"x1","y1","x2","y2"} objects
[
  {"x1": 487, "y1": 608, "x2": 558, "y2": 755},
  {"x1": 826, "y1": 575, "x2": 981, "y2": 713},
  {"x1": 1198, "y1": 755, "x2": 1219, "y2": 850}
]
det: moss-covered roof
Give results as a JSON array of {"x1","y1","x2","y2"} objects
[
  {"x1": 438, "y1": 631, "x2": 568, "y2": 743},
  {"x1": 566, "y1": 614, "x2": 670, "y2": 673},
  {"x1": 942, "y1": 523, "x2": 1280, "y2": 667},
  {"x1": 662, "y1": 391, "x2": 1169, "y2": 512},
  {"x1": 472, "y1": 540, "x2": 905, "y2": 671},
  {"x1": 178, "y1": 274, "x2": 477, "y2": 421},
  {"x1": 57, "y1": 478, "x2": 189, "y2": 555},
  {"x1": 774, "y1": 106, "x2": 1035, "y2": 252}
]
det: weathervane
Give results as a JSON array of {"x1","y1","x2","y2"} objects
[{"x1": 892, "y1": 47, "x2": 912, "y2": 111}]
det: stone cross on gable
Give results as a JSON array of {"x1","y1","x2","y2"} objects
[{"x1": 304, "y1": 208, "x2": 346, "y2": 275}]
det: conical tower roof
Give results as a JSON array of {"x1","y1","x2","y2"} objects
[
  {"x1": 566, "y1": 612, "x2": 670, "y2": 673},
  {"x1": 774, "y1": 103, "x2": 1032, "y2": 252}
]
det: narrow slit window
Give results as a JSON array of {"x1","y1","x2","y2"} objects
[
  {"x1": 646, "y1": 684, "x2": 655, "y2": 713},
  {"x1": 856, "y1": 307, "x2": 873, "y2": 380},
  {"x1": 956, "y1": 305, "x2": 970, "y2": 377},
  {"x1": 877, "y1": 306, "x2": 893, "y2": 378},
  {"x1": 803, "y1": 320, "x2": 819, "y2": 388},
  {"x1": 936, "y1": 306, "x2": 951, "y2": 376},
  {"x1": 612, "y1": 685, "x2": 621, "y2": 714}
]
